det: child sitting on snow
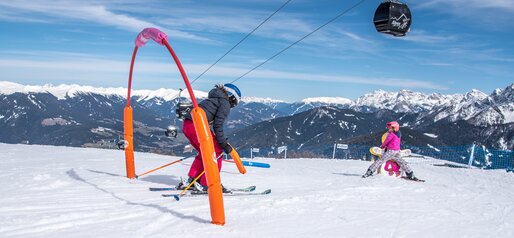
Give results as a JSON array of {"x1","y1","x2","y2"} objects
[{"x1": 362, "y1": 121, "x2": 418, "y2": 180}]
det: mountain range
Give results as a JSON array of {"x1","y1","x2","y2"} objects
[{"x1": 1, "y1": 81, "x2": 512, "y2": 154}]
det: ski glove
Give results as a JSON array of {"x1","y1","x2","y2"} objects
[{"x1": 221, "y1": 142, "x2": 233, "y2": 154}]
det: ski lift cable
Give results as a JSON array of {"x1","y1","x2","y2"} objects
[
  {"x1": 190, "y1": 0, "x2": 293, "y2": 85},
  {"x1": 230, "y1": 0, "x2": 368, "y2": 84}
]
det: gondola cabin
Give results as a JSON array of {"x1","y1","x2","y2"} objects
[{"x1": 374, "y1": 1, "x2": 411, "y2": 37}]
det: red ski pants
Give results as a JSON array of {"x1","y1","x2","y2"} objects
[{"x1": 182, "y1": 119, "x2": 223, "y2": 186}]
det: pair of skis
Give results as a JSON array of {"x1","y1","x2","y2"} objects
[
  {"x1": 400, "y1": 176, "x2": 425, "y2": 182},
  {"x1": 149, "y1": 185, "x2": 271, "y2": 201}
]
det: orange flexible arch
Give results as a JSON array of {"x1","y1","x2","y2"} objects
[{"x1": 123, "y1": 28, "x2": 225, "y2": 225}]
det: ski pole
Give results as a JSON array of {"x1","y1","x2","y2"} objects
[
  {"x1": 174, "y1": 153, "x2": 224, "y2": 201},
  {"x1": 136, "y1": 156, "x2": 192, "y2": 179},
  {"x1": 173, "y1": 153, "x2": 223, "y2": 201},
  {"x1": 174, "y1": 171, "x2": 205, "y2": 201}
]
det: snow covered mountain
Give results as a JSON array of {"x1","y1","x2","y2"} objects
[
  {"x1": 230, "y1": 106, "x2": 387, "y2": 151},
  {"x1": 0, "y1": 81, "x2": 208, "y2": 101},
  {"x1": 228, "y1": 106, "x2": 444, "y2": 155},
  {"x1": 262, "y1": 97, "x2": 353, "y2": 116},
  {"x1": 423, "y1": 120, "x2": 514, "y2": 150},
  {"x1": 469, "y1": 85, "x2": 514, "y2": 126},
  {"x1": 353, "y1": 85, "x2": 513, "y2": 127},
  {"x1": 2, "y1": 81, "x2": 512, "y2": 126},
  {"x1": 420, "y1": 90, "x2": 487, "y2": 123},
  {"x1": 0, "y1": 82, "x2": 294, "y2": 154},
  {"x1": 0, "y1": 81, "x2": 286, "y2": 130},
  {"x1": 414, "y1": 85, "x2": 514, "y2": 127},
  {"x1": 229, "y1": 106, "x2": 445, "y2": 154},
  {"x1": 0, "y1": 90, "x2": 188, "y2": 154},
  {"x1": 1, "y1": 81, "x2": 512, "y2": 151},
  {"x1": 352, "y1": 89, "x2": 460, "y2": 113}
]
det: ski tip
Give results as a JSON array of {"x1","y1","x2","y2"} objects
[
  {"x1": 173, "y1": 195, "x2": 180, "y2": 201},
  {"x1": 263, "y1": 189, "x2": 271, "y2": 194}
]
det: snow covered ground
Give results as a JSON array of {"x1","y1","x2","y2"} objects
[{"x1": 1, "y1": 143, "x2": 514, "y2": 238}]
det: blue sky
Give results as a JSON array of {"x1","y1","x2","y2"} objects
[{"x1": 0, "y1": 0, "x2": 513, "y2": 101}]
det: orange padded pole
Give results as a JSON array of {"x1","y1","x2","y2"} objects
[
  {"x1": 190, "y1": 107, "x2": 225, "y2": 225},
  {"x1": 229, "y1": 150, "x2": 246, "y2": 174},
  {"x1": 123, "y1": 46, "x2": 138, "y2": 179},
  {"x1": 124, "y1": 105, "x2": 136, "y2": 179}
]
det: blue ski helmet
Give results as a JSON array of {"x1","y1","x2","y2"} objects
[{"x1": 224, "y1": 83, "x2": 241, "y2": 108}]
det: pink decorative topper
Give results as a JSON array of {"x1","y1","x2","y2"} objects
[{"x1": 135, "y1": 28, "x2": 168, "y2": 47}]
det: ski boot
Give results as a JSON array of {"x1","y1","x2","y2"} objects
[
  {"x1": 405, "y1": 171, "x2": 419, "y2": 181},
  {"x1": 221, "y1": 184, "x2": 232, "y2": 194},
  {"x1": 176, "y1": 177, "x2": 203, "y2": 191},
  {"x1": 402, "y1": 171, "x2": 425, "y2": 182},
  {"x1": 362, "y1": 169, "x2": 373, "y2": 178}
]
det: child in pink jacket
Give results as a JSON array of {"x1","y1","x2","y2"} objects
[{"x1": 362, "y1": 121, "x2": 418, "y2": 180}]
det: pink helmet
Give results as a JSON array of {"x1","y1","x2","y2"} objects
[{"x1": 386, "y1": 121, "x2": 400, "y2": 131}]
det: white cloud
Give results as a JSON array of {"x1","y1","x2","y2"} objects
[
  {"x1": 422, "y1": 62, "x2": 455, "y2": 67},
  {"x1": 158, "y1": 10, "x2": 318, "y2": 44},
  {"x1": 156, "y1": 5, "x2": 377, "y2": 54},
  {"x1": 397, "y1": 30, "x2": 458, "y2": 44},
  {"x1": 419, "y1": 0, "x2": 514, "y2": 11},
  {"x1": 0, "y1": 51, "x2": 447, "y2": 90},
  {"x1": 238, "y1": 68, "x2": 448, "y2": 90},
  {"x1": 0, "y1": 1, "x2": 209, "y2": 42},
  {"x1": 416, "y1": 0, "x2": 514, "y2": 25},
  {"x1": 0, "y1": 0, "x2": 376, "y2": 53}
]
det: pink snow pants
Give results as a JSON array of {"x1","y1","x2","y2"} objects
[{"x1": 182, "y1": 119, "x2": 223, "y2": 186}]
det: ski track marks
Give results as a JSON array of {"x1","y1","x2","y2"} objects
[{"x1": 1, "y1": 143, "x2": 514, "y2": 238}]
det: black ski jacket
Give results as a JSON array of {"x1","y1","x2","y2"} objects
[{"x1": 185, "y1": 87, "x2": 231, "y2": 147}]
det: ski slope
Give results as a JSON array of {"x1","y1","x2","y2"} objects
[{"x1": 1, "y1": 143, "x2": 513, "y2": 238}]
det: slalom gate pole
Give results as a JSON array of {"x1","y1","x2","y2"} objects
[
  {"x1": 125, "y1": 28, "x2": 227, "y2": 225},
  {"x1": 189, "y1": 108, "x2": 226, "y2": 225},
  {"x1": 123, "y1": 46, "x2": 138, "y2": 179},
  {"x1": 135, "y1": 156, "x2": 192, "y2": 179}
]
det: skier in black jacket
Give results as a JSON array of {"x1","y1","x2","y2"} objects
[{"x1": 178, "y1": 83, "x2": 241, "y2": 191}]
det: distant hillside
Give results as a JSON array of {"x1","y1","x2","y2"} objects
[{"x1": 1, "y1": 81, "x2": 512, "y2": 154}]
